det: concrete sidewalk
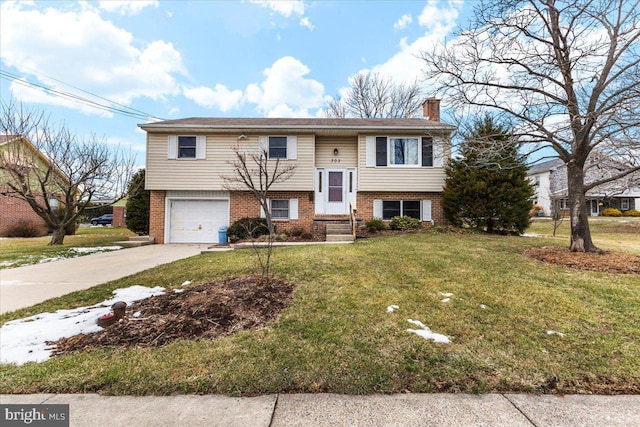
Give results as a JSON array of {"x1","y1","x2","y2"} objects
[
  {"x1": 1, "y1": 393, "x2": 638, "y2": 426},
  {"x1": 0, "y1": 244, "x2": 207, "y2": 314}
]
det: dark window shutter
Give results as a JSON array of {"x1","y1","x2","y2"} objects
[
  {"x1": 422, "y1": 136, "x2": 433, "y2": 167},
  {"x1": 376, "y1": 137, "x2": 387, "y2": 166}
]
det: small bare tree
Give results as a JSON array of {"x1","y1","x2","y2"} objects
[
  {"x1": 325, "y1": 71, "x2": 424, "y2": 118},
  {"x1": 551, "y1": 198, "x2": 565, "y2": 237},
  {"x1": 222, "y1": 145, "x2": 296, "y2": 283},
  {"x1": 1, "y1": 101, "x2": 136, "y2": 245}
]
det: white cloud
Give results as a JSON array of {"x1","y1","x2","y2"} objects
[
  {"x1": 249, "y1": 0, "x2": 304, "y2": 18},
  {"x1": 418, "y1": 0, "x2": 460, "y2": 31},
  {"x1": 355, "y1": 1, "x2": 463, "y2": 87},
  {"x1": 394, "y1": 14, "x2": 412, "y2": 30},
  {"x1": 183, "y1": 84, "x2": 244, "y2": 112},
  {"x1": 98, "y1": 1, "x2": 158, "y2": 16},
  {"x1": 0, "y1": 2, "x2": 185, "y2": 116},
  {"x1": 244, "y1": 56, "x2": 327, "y2": 117},
  {"x1": 299, "y1": 16, "x2": 314, "y2": 31},
  {"x1": 249, "y1": 0, "x2": 313, "y2": 30}
]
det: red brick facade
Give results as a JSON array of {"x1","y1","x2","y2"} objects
[
  {"x1": 0, "y1": 193, "x2": 49, "y2": 237},
  {"x1": 112, "y1": 206, "x2": 126, "y2": 227},
  {"x1": 147, "y1": 189, "x2": 446, "y2": 244},
  {"x1": 357, "y1": 191, "x2": 445, "y2": 225},
  {"x1": 230, "y1": 191, "x2": 315, "y2": 234},
  {"x1": 149, "y1": 190, "x2": 166, "y2": 243}
]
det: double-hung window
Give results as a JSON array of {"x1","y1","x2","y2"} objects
[
  {"x1": 382, "y1": 200, "x2": 421, "y2": 220},
  {"x1": 371, "y1": 136, "x2": 434, "y2": 167},
  {"x1": 178, "y1": 136, "x2": 197, "y2": 159},
  {"x1": 271, "y1": 199, "x2": 289, "y2": 219},
  {"x1": 168, "y1": 135, "x2": 205, "y2": 159},
  {"x1": 390, "y1": 138, "x2": 419, "y2": 166},
  {"x1": 268, "y1": 136, "x2": 287, "y2": 159}
]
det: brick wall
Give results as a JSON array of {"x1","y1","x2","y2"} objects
[
  {"x1": 112, "y1": 206, "x2": 126, "y2": 227},
  {"x1": 149, "y1": 190, "x2": 166, "y2": 244},
  {"x1": 230, "y1": 191, "x2": 315, "y2": 234},
  {"x1": 357, "y1": 191, "x2": 445, "y2": 225},
  {"x1": 0, "y1": 193, "x2": 49, "y2": 236}
]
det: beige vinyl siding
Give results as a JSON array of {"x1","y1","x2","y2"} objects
[
  {"x1": 146, "y1": 133, "x2": 314, "y2": 191},
  {"x1": 357, "y1": 134, "x2": 449, "y2": 192},
  {"x1": 314, "y1": 136, "x2": 357, "y2": 167}
]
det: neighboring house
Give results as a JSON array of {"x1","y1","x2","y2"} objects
[
  {"x1": 139, "y1": 99, "x2": 455, "y2": 244},
  {"x1": 528, "y1": 158, "x2": 640, "y2": 216},
  {"x1": 0, "y1": 135, "x2": 63, "y2": 236}
]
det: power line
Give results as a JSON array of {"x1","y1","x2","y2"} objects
[{"x1": 0, "y1": 70, "x2": 165, "y2": 122}]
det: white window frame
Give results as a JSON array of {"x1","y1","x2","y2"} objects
[
  {"x1": 260, "y1": 198, "x2": 299, "y2": 220},
  {"x1": 378, "y1": 200, "x2": 422, "y2": 220},
  {"x1": 168, "y1": 135, "x2": 206, "y2": 160},
  {"x1": 388, "y1": 137, "x2": 420, "y2": 167},
  {"x1": 365, "y1": 136, "x2": 437, "y2": 168},
  {"x1": 259, "y1": 136, "x2": 298, "y2": 160},
  {"x1": 559, "y1": 198, "x2": 568, "y2": 210}
]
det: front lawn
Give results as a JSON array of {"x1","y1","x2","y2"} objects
[
  {"x1": 0, "y1": 227, "x2": 135, "y2": 269},
  {"x1": 0, "y1": 228, "x2": 638, "y2": 395}
]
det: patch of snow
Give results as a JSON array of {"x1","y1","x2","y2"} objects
[
  {"x1": 70, "y1": 246, "x2": 122, "y2": 254},
  {"x1": 0, "y1": 285, "x2": 165, "y2": 365},
  {"x1": 406, "y1": 319, "x2": 451, "y2": 344},
  {"x1": 174, "y1": 289, "x2": 185, "y2": 293},
  {"x1": 0, "y1": 261, "x2": 15, "y2": 268},
  {"x1": 546, "y1": 330, "x2": 565, "y2": 337},
  {"x1": 387, "y1": 305, "x2": 399, "y2": 313},
  {"x1": 181, "y1": 281, "x2": 192, "y2": 286},
  {"x1": 440, "y1": 298, "x2": 450, "y2": 303},
  {"x1": 38, "y1": 257, "x2": 64, "y2": 264},
  {"x1": 479, "y1": 304, "x2": 488, "y2": 309},
  {"x1": 520, "y1": 233, "x2": 542, "y2": 238},
  {"x1": 133, "y1": 311, "x2": 142, "y2": 318},
  {"x1": 439, "y1": 292, "x2": 453, "y2": 297}
]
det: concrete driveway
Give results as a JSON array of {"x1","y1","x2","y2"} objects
[{"x1": 0, "y1": 244, "x2": 208, "y2": 314}]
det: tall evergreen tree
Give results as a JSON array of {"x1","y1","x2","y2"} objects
[
  {"x1": 442, "y1": 115, "x2": 534, "y2": 234},
  {"x1": 125, "y1": 169, "x2": 150, "y2": 235}
]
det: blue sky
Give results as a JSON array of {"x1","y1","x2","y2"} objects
[{"x1": 1, "y1": 1, "x2": 470, "y2": 165}]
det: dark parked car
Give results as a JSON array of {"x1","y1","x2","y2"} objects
[{"x1": 90, "y1": 214, "x2": 113, "y2": 225}]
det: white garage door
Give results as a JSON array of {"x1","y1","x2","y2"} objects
[{"x1": 169, "y1": 200, "x2": 228, "y2": 243}]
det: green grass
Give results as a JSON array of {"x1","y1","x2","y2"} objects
[
  {"x1": 0, "y1": 223, "x2": 638, "y2": 395},
  {"x1": 0, "y1": 227, "x2": 135, "y2": 269},
  {"x1": 528, "y1": 217, "x2": 640, "y2": 254}
]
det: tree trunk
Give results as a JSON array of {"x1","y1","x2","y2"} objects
[
  {"x1": 567, "y1": 163, "x2": 599, "y2": 252},
  {"x1": 48, "y1": 227, "x2": 66, "y2": 245}
]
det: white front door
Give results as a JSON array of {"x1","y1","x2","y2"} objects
[
  {"x1": 315, "y1": 168, "x2": 356, "y2": 215},
  {"x1": 590, "y1": 200, "x2": 599, "y2": 216}
]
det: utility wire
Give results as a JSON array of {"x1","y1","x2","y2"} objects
[{"x1": 0, "y1": 70, "x2": 164, "y2": 122}]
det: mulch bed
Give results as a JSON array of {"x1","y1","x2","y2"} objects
[
  {"x1": 51, "y1": 276, "x2": 295, "y2": 356},
  {"x1": 524, "y1": 246, "x2": 640, "y2": 275}
]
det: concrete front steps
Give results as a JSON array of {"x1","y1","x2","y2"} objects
[
  {"x1": 325, "y1": 223, "x2": 355, "y2": 242},
  {"x1": 113, "y1": 235, "x2": 156, "y2": 248}
]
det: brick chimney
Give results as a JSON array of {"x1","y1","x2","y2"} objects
[{"x1": 422, "y1": 98, "x2": 440, "y2": 122}]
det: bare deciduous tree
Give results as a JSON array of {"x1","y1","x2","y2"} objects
[
  {"x1": 222, "y1": 145, "x2": 296, "y2": 283},
  {"x1": 325, "y1": 72, "x2": 424, "y2": 118},
  {"x1": 422, "y1": 0, "x2": 640, "y2": 252},
  {"x1": 1, "y1": 101, "x2": 136, "y2": 245}
]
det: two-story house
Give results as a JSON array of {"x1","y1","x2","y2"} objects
[
  {"x1": 139, "y1": 99, "x2": 455, "y2": 244},
  {"x1": 528, "y1": 158, "x2": 640, "y2": 216}
]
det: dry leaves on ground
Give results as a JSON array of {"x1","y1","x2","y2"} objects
[{"x1": 51, "y1": 276, "x2": 294, "y2": 356}]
